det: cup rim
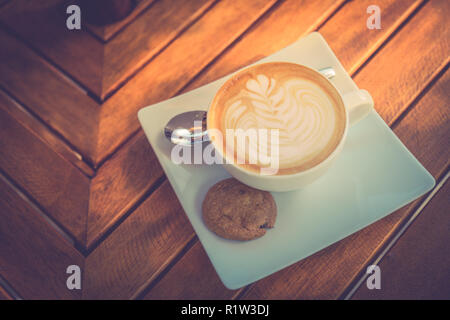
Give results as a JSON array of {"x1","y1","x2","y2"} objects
[{"x1": 206, "y1": 61, "x2": 349, "y2": 179}]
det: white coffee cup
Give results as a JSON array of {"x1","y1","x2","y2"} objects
[{"x1": 207, "y1": 62, "x2": 373, "y2": 192}]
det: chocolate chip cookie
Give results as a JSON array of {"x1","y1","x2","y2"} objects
[{"x1": 202, "y1": 178, "x2": 277, "y2": 241}]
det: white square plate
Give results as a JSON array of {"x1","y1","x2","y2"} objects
[{"x1": 138, "y1": 32, "x2": 435, "y2": 289}]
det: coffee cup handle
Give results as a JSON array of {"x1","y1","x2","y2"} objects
[{"x1": 342, "y1": 89, "x2": 374, "y2": 126}]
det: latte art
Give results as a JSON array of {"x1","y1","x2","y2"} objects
[{"x1": 209, "y1": 63, "x2": 346, "y2": 175}]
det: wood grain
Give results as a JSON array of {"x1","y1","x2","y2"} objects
[
  {"x1": 87, "y1": 132, "x2": 164, "y2": 248},
  {"x1": 0, "y1": 0, "x2": 104, "y2": 96},
  {"x1": 240, "y1": 13, "x2": 450, "y2": 298},
  {"x1": 83, "y1": 181, "x2": 194, "y2": 299},
  {"x1": 0, "y1": 27, "x2": 99, "y2": 165},
  {"x1": 184, "y1": 0, "x2": 346, "y2": 92},
  {"x1": 86, "y1": 0, "x2": 155, "y2": 41},
  {"x1": 354, "y1": 0, "x2": 449, "y2": 125},
  {"x1": 352, "y1": 178, "x2": 450, "y2": 299},
  {"x1": 96, "y1": 0, "x2": 277, "y2": 164},
  {"x1": 0, "y1": 103, "x2": 89, "y2": 244},
  {"x1": 0, "y1": 0, "x2": 216, "y2": 99},
  {"x1": 143, "y1": 241, "x2": 239, "y2": 300},
  {"x1": 320, "y1": 0, "x2": 425, "y2": 74},
  {"x1": 391, "y1": 68, "x2": 450, "y2": 180},
  {"x1": 102, "y1": 0, "x2": 216, "y2": 99},
  {"x1": 0, "y1": 0, "x2": 274, "y2": 164},
  {"x1": 0, "y1": 176, "x2": 84, "y2": 299},
  {"x1": 144, "y1": 0, "x2": 436, "y2": 299},
  {"x1": 0, "y1": 89, "x2": 94, "y2": 177}
]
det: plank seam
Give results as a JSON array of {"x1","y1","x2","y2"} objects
[
  {"x1": 0, "y1": 168, "x2": 78, "y2": 247},
  {"x1": 99, "y1": 0, "x2": 220, "y2": 101},
  {"x1": 85, "y1": 174, "x2": 166, "y2": 254},
  {"x1": 176, "y1": 0, "x2": 284, "y2": 96},
  {"x1": 313, "y1": 0, "x2": 349, "y2": 32},
  {"x1": 348, "y1": 0, "x2": 427, "y2": 76},
  {"x1": 0, "y1": 274, "x2": 22, "y2": 300},
  {"x1": 0, "y1": 1, "x2": 218, "y2": 102},
  {"x1": 233, "y1": 285, "x2": 252, "y2": 300},
  {"x1": 351, "y1": 0, "x2": 429, "y2": 78},
  {"x1": 0, "y1": 85, "x2": 96, "y2": 177},
  {"x1": 129, "y1": 233, "x2": 198, "y2": 300},
  {"x1": 0, "y1": 22, "x2": 103, "y2": 104},
  {"x1": 85, "y1": 0, "x2": 158, "y2": 44},
  {"x1": 390, "y1": 60, "x2": 449, "y2": 130},
  {"x1": 94, "y1": 128, "x2": 141, "y2": 170},
  {"x1": 134, "y1": 235, "x2": 199, "y2": 300},
  {"x1": 177, "y1": 0, "x2": 347, "y2": 96},
  {"x1": 342, "y1": 168, "x2": 450, "y2": 300}
]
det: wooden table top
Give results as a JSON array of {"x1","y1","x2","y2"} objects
[{"x1": 0, "y1": 0, "x2": 448, "y2": 300}]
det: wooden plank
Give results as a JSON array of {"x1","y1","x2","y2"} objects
[
  {"x1": 184, "y1": 0, "x2": 346, "y2": 91},
  {"x1": 355, "y1": 179, "x2": 450, "y2": 300},
  {"x1": 0, "y1": 0, "x2": 104, "y2": 96},
  {"x1": 143, "y1": 241, "x2": 239, "y2": 300},
  {"x1": 352, "y1": 178, "x2": 450, "y2": 299},
  {"x1": 0, "y1": 27, "x2": 99, "y2": 165},
  {"x1": 96, "y1": 0, "x2": 277, "y2": 165},
  {"x1": 0, "y1": 90, "x2": 94, "y2": 177},
  {"x1": 83, "y1": 181, "x2": 194, "y2": 299},
  {"x1": 184, "y1": 0, "x2": 423, "y2": 92},
  {"x1": 240, "y1": 21, "x2": 450, "y2": 299},
  {"x1": 87, "y1": 132, "x2": 164, "y2": 248},
  {"x1": 86, "y1": 0, "x2": 156, "y2": 41},
  {"x1": 320, "y1": 0, "x2": 425, "y2": 74},
  {"x1": 0, "y1": 104, "x2": 89, "y2": 244},
  {"x1": 101, "y1": 0, "x2": 216, "y2": 98},
  {"x1": 0, "y1": 176, "x2": 84, "y2": 299},
  {"x1": 391, "y1": 69, "x2": 450, "y2": 180}
]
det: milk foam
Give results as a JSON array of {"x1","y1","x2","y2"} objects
[{"x1": 222, "y1": 73, "x2": 340, "y2": 172}]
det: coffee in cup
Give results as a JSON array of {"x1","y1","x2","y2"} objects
[{"x1": 208, "y1": 62, "x2": 346, "y2": 175}]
